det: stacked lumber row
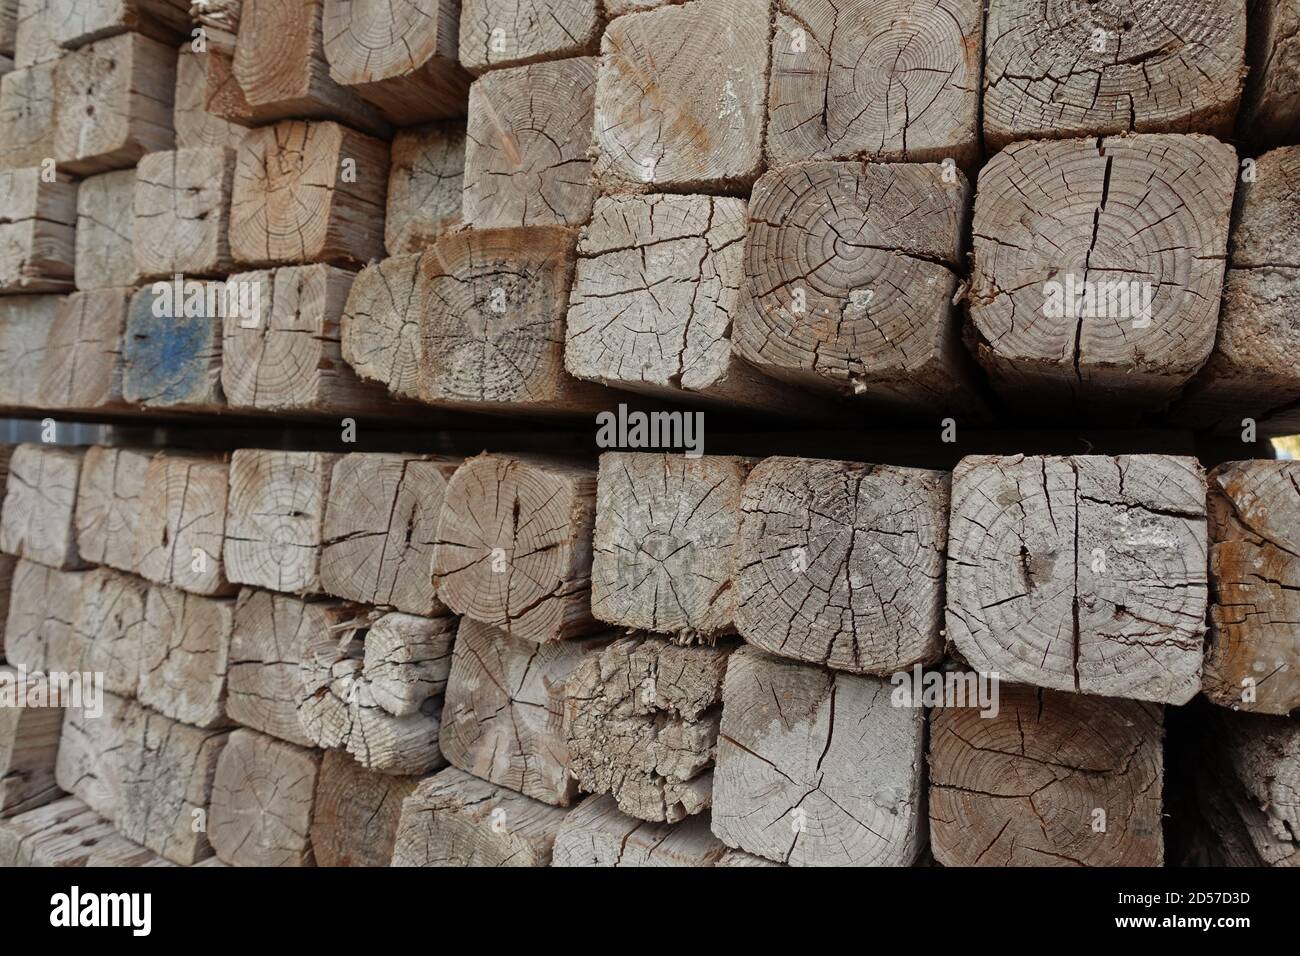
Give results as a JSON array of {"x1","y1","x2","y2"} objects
[{"x1": 1, "y1": 441, "x2": 1296, "y2": 866}]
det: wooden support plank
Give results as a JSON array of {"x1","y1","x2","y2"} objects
[
  {"x1": 1211, "y1": 710, "x2": 1300, "y2": 866},
  {"x1": 439, "y1": 618, "x2": 607, "y2": 805},
  {"x1": 138, "y1": 585, "x2": 236, "y2": 729},
  {"x1": 122, "y1": 281, "x2": 225, "y2": 410},
  {"x1": 118, "y1": 705, "x2": 229, "y2": 864},
  {"x1": 390, "y1": 765, "x2": 570, "y2": 866},
  {"x1": 14, "y1": 0, "x2": 58, "y2": 69},
  {"x1": 457, "y1": 0, "x2": 602, "y2": 73},
  {"x1": 734, "y1": 160, "x2": 977, "y2": 414},
  {"x1": 566, "y1": 193, "x2": 828, "y2": 413},
  {"x1": 173, "y1": 46, "x2": 250, "y2": 149},
  {"x1": 592, "y1": 0, "x2": 768, "y2": 190},
  {"x1": 37, "y1": 288, "x2": 132, "y2": 412},
  {"x1": 946, "y1": 454, "x2": 1207, "y2": 705},
  {"x1": 551, "y1": 794, "x2": 727, "y2": 866},
  {"x1": 0, "y1": 294, "x2": 58, "y2": 409},
  {"x1": 0, "y1": 166, "x2": 76, "y2": 292},
  {"x1": 320, "y1": 452, "x2": 458, "y2": 615},
  {"x1": 53, "y1": 31, "x2": 177, "y2": 174},
  {"x1": 1240, "y1": 0, "x2": 1300, "y2": 145},
  {"x1": 209, "y1": 726, "x2": 321, "y2": 866},
  {"x1": 929, "y1": 685, "x2": 1165, "y2": 866},
  {"x1": 0, "y1": 796, "x2": 174, "y2": 866},
  {"x1": 2, "y1": 559, "x2": 87, "y2": 673},
  {"x1": 983, "y1": 0, "x2": 1245, "y2": 150},
  {"x1": 463, "y1": 57, "x2": 597, "y2": 229},
  {"x1": 0, "y1": 60, "x2": 56, "y2": 169},
  {"x1": 229, "y1": 119, "x2": 388, "y2": 268},
  {"x1": 48, "y1": 0, "x2": 190, "y2": 49},
  {"x1": 432, "y1": 453, "x2": 598, "y2": 643},
  {"x1": 712, "y1": 645, "x2": 926, "y2": 865},
  {"x1": 735, "y1": 457, "x2": 947, "y2": 673},
  {"x1": 221, "y1": 264, "x2": 402, "y2": 414},
  {"x1": 321, "y1": 0, "x2": 470, "y2": 123},
  {"x1": 133, "y1": 146, "x2": 237, "y2": 280},
  {"x1": 225, "y1": 449, "x2": 340, "y2": 594},
  {"x1": 134, "y1": 453, "x2": 232, "y2": 596},
  {"x1": 766, "y1": 0, "x2": 981, "y2": 168},
  {"x1": 592, "y1": 453, "x2": 752, "y2": 641},
  {"x1": 310, "y1": 750, "x2": 417, "y2": 867},
  {"x1": 417, "y1": 226, "x2": 610, "y2": 414},
  {"x1": 232, "y1": 0, "x2": 390, "y2": 137},
  {"x1": 78, "y1": 566, "x2": 148, "y2": 699},
  {"x1": 1203, "y1": 460, "x2": 1300, "y2": 715},
  {"x1": 0, "y1": 666, "x2": 63, "y2": 817},
  {"x1": 0, "y1": 443, "x2": 86, "y2": 570},
  {"x1": 565, "y1": 634, "x2": 729, "y2": 822},
  {"x1": 74, "y1": 446, "x2": 151, "y2": 573},
  {"x1": 339, "y1": 253, "x2": 423, "y2": 399},
  {"x1": 227, "y1": 587, "x2": 350, "y2": 746},
  {"x1": 75, "y1": 169, "x2": 138, "y2": 290},
  {"x1": 385, "y1": 121, "x2": 464, "y2": 256},
  {"x1": 55, "y1": 692, "x2": 134, "y2": 821}
]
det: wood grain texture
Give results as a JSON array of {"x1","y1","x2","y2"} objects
[
  {"x1": 55, "y1": 692, "x2": 133, "y2": 821},
  {"x1": 551, "y1": 794, "x2": 727, "y2": 865},
  {"x1": 385, "y1": 121, "x2": 464, "y2": 255},
  {"x1": 138, "y1": 585, "x2": 236, "y2": 729},
  {"x1": 320, "y1": 453, "x2": 459, "y2": 616},
  {"x1": 209, "y1": 727, "x2": 321, "y2": 866},
  {"x1": 122, "y1": 282, "x2": 225, "y2": 410},
  {"x1": 711, "y1": 645, "x2": 926, "y2": 865},
  {"x1": 47, "y1": 0, "x2": 190, "y2": 49},
  {"x1": 14, "y1": 0, "x2": 58, "y2": 69},
  {"x1": 983, "y1": 0, "x2": 1246, "y2": 150},
  {"x1": 0, "y1": 60, "x2": 56, "y2": 168},
  {"x1": 458, "y1": 0, "x2": 602, "y2": 73},
  {"x1": 134, "y1": 453, "x2": 232, "y2": 596},
  {"x1": 946, "y1": 454, "x2": 1206, "y2": 705},
  {"x1": 766, "y1": 0, "x2": 982, "y2": 168},
  {"x1": 53, "y1": 30, "x2": 177, "y2": 174},
  {"x1": 74, "y1": 446, "x2": 151, "y2": 573},
  {"x1": 133, "y1": 146, "x2": 237, "y2": 279},
  {"x1": 0, "y1": 666, "x2": 62, "y2": 817},
  {"x1": 0, "y1": 796, "x2": 173, "y2": 866},
  {"x1": 0, "y1": 166, "x2": 76, "y2": 292},
  {"x1": 390, "y1": 765, "x2": 571, "y2": 866},
  {"x1": 310, "y1": 750, "x2": 417, "y2": 866},
  {"x1": 37, "y1": 288, "x2": 132, "y2": 411},
  {"x1": 463, "y1": 57, "x2": 597, "y2": 229},
  {"x1": 173, "y1": 47, "x2": 250, "y2": 150},
  {"x1": 338, "y1": 253, "x2": 423, "y2": 399},
  {"x1": 734, "y1": 161, "x2": 977, "y2": 413},
  {"x1": 78, "y1": 566, "x2": 148, "y2": 698},
  {"x1": 1211, "y1": 710, "x2": 1300, "y2": 866},
  {"x1": 968, "y1": 134, "x2": 1235, "y2": 408},
  {"x1": 2, "y1": 559, "x2": 87, "y2": 673},
  {"x1": 565, "y1": 634, "x2": 729, "y2": 822},
  {"x1": 432, "y1": 453, "x2": 597, "y2": 643},
  {"x1": 735, "y1": 457, "x2": 948, "y2": 673},
  {"x1": 0, "y1": 443, "x2": 85, "y2": 570},
  {"x1": 592, "y1": 0, "x2": 769, "y2": 190},
  {"x1": 592, "y1": 453, "x2": 752, "y2": 640},
  {"x1": 929, "y1": 685, "x2": 1164, "y2": 866},
  {"x1": 1240, "y1": 0, "x2": 1300, "y2": 144},
  {"x1": 74, "y1": 169, "x2": 138, "y2": 290},
  {"x1": 0, "y1": 295, "x2": 58, "y2": 409}
]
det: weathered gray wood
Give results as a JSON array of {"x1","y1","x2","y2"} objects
[
  {"x1": 946, "y1": 454, "x2": 1207, "y2": 705},
  {"x1": 173, "y1": 47, "x2": 250, "y2": 149},
  {"x1": 432, "y1": 453, "x2": 597, "y2": 643},
  {"x1": 440, "y1": 618, "x2": 607, "y2": 805},
  {"x1": 0, "y1": 166, "x2": 76, "y2": 292},
  {"x1": 192, "y1": 0, "x2": 240, "y2": 56},
  {"x1": 138, "y1": 585, "x2": 235, "y2": 729},
  {"x1": 232, "y1": 0, "x2": 390, "y2": 137},
  {"x1": 74, "y1": 446, "x2": 150, "y2": 573},
  {"x1": 592, "y1": 453, "x2": 752, "y2": 640},
  {"x1": 1203, "y1": 460, "x2": 1300, "y2": 715},
  {"x1": 565, "y1": 634, "x2": 729, "y2": 822},
  {"x1": 390, "y1": 765, "x2": 571, "y2": 866},
  {"x1": 417, "y1": 226, "x2": 610, "y2": 414},
  {"x1": 712, "y1": 645, "x2": 926, "y2": 865},
  {"x1": 385, "y1": 122, "x2": 464, "y2": 256},
  {"x1": 229, "y1": 119, "x2": 387, "y2": 268},
  {"x1": 209, "y1": 726, "x2": 320, "y2": 866},
  {"x1": 133, "y1": 146, "x2": 237, "y2": 279},
  {"x1": 338, "y1": 253, "x2": 423, "y2": 400},
  {"x1": 1240, "y1": 0, "x2": 1300, "y2": 144},
  {"x1": 0, "y1": 60, "x2": 56, "y2": 168},
  {"x1": 734, "y1": 160, "x2": 976, "y2": 413},
  {"x1": 310, "y1": 750, "x2": 418, "y2": 867},
  {"x1": 55, "y1": 691, "x2": 134, "y2": 821},
  {"x1": 74, "y1": 169, "x2": 138, "y2": 290},
  {"x1": 0, "y1": 796, "x2": 174, "y2": 866},
  {"x1": 122, "y1": 281, "x2": 225, "y2": 410},
  {"x1": 227, "y1": 587, "x2": 350, "y2": 746},
  {"x1": 362, "y1": 611, "x2": 456, "y2": 717},
  {"x1": 983, "y1": 0, "x2": 1246, "y2": 150},
  {"x1": 1176, "y1": 146, "x2": 1300, "y2": 435},
  {"x1": 225, "y1": 449, "x2": 340, "y2": 594},
  {"x1": 463, "y1": 57, "x2": 597, "y2": 229},
  {"x1": 929, "y1": 685, "x2": 1165, "y2": 866},
  {"x1": 2, "y1": 559, "x2": 87, "y2": 673},
  {"x1": 320, "y1": 453, "x2": 459, "y2": 616},
  {"x1": 967, "y1": 134, "x2": 1236, "y2": 408},
  {"x1": 0, "y1": 0, "x2": 16, "y2": 56},
  {"x1": 1211, "y1": 710, "x2": 1300, "y2": 866},
  {"x1": 592, "y1": 0, "x2": 768, "y2": 190},
  {"x1": 37, "y1": 288, "x2": 132, "y2": 412},
  {"x1": 0, "y1": 443, "x2": 85, "y2": 570},
  {"x1": 321, "y1": 0, "x2": 470, "y2": 123},
  {"x1": 551, "y1": 794, "x2": 725, "y2": 866},
  {"x1": 78, "y1": 566, "x2": 147, "y2": 699},
  {"x1": 48, "y1": 0, "x2": 190, "y2": 49},
  {"x1": 134, "y1": 453, "x2": 232, "y2": 596},
  {"x1": 0, "y1": 666, "x2": 63, "y2": 817},
  {"x1": 735, "y1": 457, "x2": 947, "y2": 673},
  {"x1": 716, "y1": 847, "x2": 781, "y2": 866},
  {"x1": 14, "y1": 0, "x2": 58, "y2": 69},
  {"x1": 766, "y1": 0, "x2": 981, "y2": 168},
  {"x1": 0, "y1": 295, "x2": 58, "y2": 408},
  {"x1": 118, "y1": 706, "x2": 229, "y2": 864},
  {"x1": 53, "y1": 31, "x2": 177, "y2": 174},
  {"x1": 0, "y1": 553, "x2": 12, "y2": 660},
  {"x1": 458, "y1": 0, "x2": 602, "y2": 73}
]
